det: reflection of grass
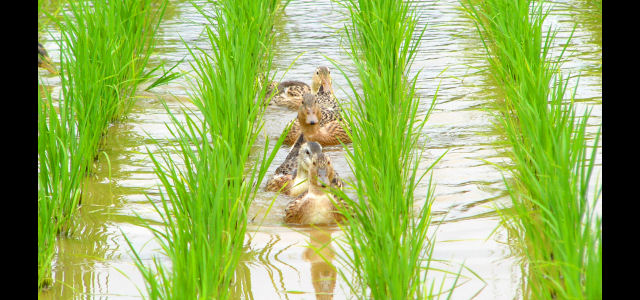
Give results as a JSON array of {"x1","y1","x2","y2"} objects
[
  {"x1": 38, "y1": 0, "x2": 167, "y2": 290},
  {"x1": 331, "y1": 0, "x2": 454, "y2": 298},
  {"x1": 463, "y1": 0, "x2": 602, "y2": 298},
  {"x1": 125, "y1": 0, "x2": 285, "y2": 298},
  {"x1": 572, "y1": 0, "x2": 602, "y2": 48}
]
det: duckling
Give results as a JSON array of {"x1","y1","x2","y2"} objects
[
  {"x1": 265, "y1": 137, "x2": 343, "y2": 196},
  {"x1": 268, "y1": 66, "x2": 338, "y2": 110},
  {"x1": 284, "y1": 147, "x2": 346, "y2": 225},
  {"x1": 38, "y1": 42, "x2": 57, "y2": 74},
  {"x1": 282, "y1": 93, "x2": 351, "y2": 146}
]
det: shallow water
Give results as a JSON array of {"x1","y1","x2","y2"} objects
[{"x1": 38, "y1": 0, "x2": 601, "y2": 299}]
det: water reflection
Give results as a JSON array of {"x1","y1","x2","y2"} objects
[
  {"x1": 37, "y1": 0, "x2": 600, "y2": 298},
  {"x1": 304, "y1": 228, "x2": 338, "y2": 300},
  {"x1": 236, "y1": 234, "x2": 293, "y2": 300},
  {"x1": 39, "y1": 118, "x2": 160, "y2": 299}
]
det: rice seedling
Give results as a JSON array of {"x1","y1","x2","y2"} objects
[
  {"x1": 124, "y1": 0, "x2": 286, "y2": 298},
  {"x1": 37, "y1": 78, "x2": 87, "y2": 288},
  {"x1": 55, "y1": 0, "x2": 168, "y2": 171},
  {"x1": 38, "y1": 0, "x2": 168, "y2": 289},
  {"x1": 462, "y1": 0, "x2": 602, "y2": 298},
  {"x1": 328, "y1": 0, "x2": 454, "y2": 298}
]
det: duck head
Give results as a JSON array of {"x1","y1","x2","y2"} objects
[
  {"x1": 303, "y1": 144, "x2": 337, "y2": 189},
  {"x1": 311, "y1": 66, "x2": 333, "y2": 94},
  {"x1": 297, "y1": 141, "x2": 323, "y2": 174},
  {"x1": 298, "y1": 93, "x2": 321, "y2": 126}
]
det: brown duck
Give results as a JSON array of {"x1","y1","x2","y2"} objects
[
  {"x1": 282, "y1": 93, "x2": 351, "y2": 146},
  {"x1": 267, "y1": 66, "x2": 338, "y2": 110},
  {"x1": 265, "y1": 138, "x2": 342, "y2": 196},
  {"x1": 284, "y1": 144, "x2": 346, "y2": 225}
]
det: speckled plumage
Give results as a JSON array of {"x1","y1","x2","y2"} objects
[
  {"x1": 268, "y1": 66, "x2": 336, "y2": 111},
  {"x1": 315, "y1": 86, "x2": 340, "y2": 112},
  {"x1": 265, "y1": 138, "x2": 343, "y2": 196},
  {"x1": 283, "y1": 93, "x2": 351, "y2": 146},
  {"x1": 265, "y1": 134, "x2": 309, "y2": 193},
  {"x1": 267, "y1": 80, "x2": 311, "y2": 109}
]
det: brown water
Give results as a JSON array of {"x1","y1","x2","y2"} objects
[{"x1": 38, "y1": 0, "x2": 601, "y2": 299}]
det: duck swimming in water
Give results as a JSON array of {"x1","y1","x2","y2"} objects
[
  {"x1": 282, "y1": 93, "x2": 351, "y2": 146},
  {"x1": 268, "y1": 66, "x2": 338, "y2": 110},
  {"x1": 265, "y1": 138, "x2": 342, "y2": 196},
  {"x1": 284, "y1": 143, "x2": 346, "y2": 225}
]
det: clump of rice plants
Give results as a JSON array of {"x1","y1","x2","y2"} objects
[
  {"x1": 38, "y1": 79, "x2": 87, "y2": 288},
  {"x1": 38, "y1": 0, "x2": 168, "y2": 289},
  {"x1": 56, "y1": 0, "x2": 167, "y2": 171},
  {"x1": 125, "y1": 0, "x2": 286, "y2": 298},
  {"x1": 330, "y1": 0, "x2": 450, "y2": 298},
  {"x1": 462, "y1": 0, "x2": 602, "y2": 298}
]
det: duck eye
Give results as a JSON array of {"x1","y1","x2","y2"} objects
[{"x1": 305, "y1": 150, "x2": 310, "y2": 155}]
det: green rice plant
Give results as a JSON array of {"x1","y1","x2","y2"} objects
[
  {"x1": 125, "y1": 0, "x2": 286, "y2": 298},
  {"x1": 38, "y1": 0, "x2": 168, "y2": 290},
  {"x1": 37, "y1": 78, "x2": 87, "y2": 288},
  {"x1": 462, "y1": 0, "x2": 602, "y2": 298},
  {"x1": 329, "y1": 0, "x2": 454, "y2": 298},
  {"x1": 55, "y1": 0, "x2": 167, "y2": 172}
]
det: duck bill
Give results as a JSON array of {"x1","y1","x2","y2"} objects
[
  {"x1": 317, "y1": 167, "x2": 330, "y2": 188},
  {"x1": 321, "y1": 78, "x2": 332, "y2": 93},
  {"x1": 305, "y1": 112, "x2": 319, "y2": 125}
]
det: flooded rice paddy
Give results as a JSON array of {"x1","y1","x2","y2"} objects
[{"x1": 38, "y1": 0, "x2": 601, "y2": 299}]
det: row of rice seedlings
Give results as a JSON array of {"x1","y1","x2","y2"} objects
[
  {"x1": 55, "y1": 0, "x2": 167, "y2": 172},
  {"x1": 38, "y1": 81, "x2": 87, "y2": 288},
  {"x1": 37, "y1": 0, "x2": 168, "y2": 289},
  {"x1": 462, "y1": 0, "x2": 602, "y2": 298},
  {"x1": 331, "y1": 0, "x2": 452, "y2": 298},
  {"x1": 124, "y1": 0, "x2": 286, "y2": 298}
]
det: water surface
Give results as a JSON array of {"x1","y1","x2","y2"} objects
[{"x1": 38, "y1": 0, "x2": 601, "y2": 298}]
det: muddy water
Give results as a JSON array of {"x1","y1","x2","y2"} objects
[{"x1": 38, "y1": 0, "x2": 601, "y2": 299}]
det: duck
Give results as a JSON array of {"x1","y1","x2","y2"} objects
[
  {"x1": 38, "y1": 42, "x2": 57, "y2": 74},
  {"x1": 282, "y1": 93, "x2": 351, "y2": 146},
  {"x1": 311, "y1": 66, "x2": 340, "y2": 111},
  {"x1": 267, "y1": 66, "x2": 338, "y2": 110},
  {"x1": 284, "y1": 144, "x2": 346, "y2": 225},
  {"x1": 266, "y1": 80, "x2": 310, "y2": 109},
  {"x1": 265, "y1": 138, "x2": 343, "y2": 196}
]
